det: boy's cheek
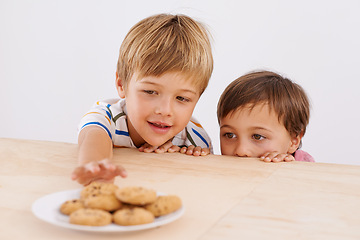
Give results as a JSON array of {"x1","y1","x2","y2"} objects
[{"x1": 219, "y1": 144, "x2": 233, "y2": 156}]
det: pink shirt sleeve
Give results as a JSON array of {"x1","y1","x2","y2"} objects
[{"x1": 294, "y1": 149, "x2": 315, "y2": 162}]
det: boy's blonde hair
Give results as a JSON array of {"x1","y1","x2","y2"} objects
[
  {"x1": 117, "y1": 14, "x2": 213, "y2": 94},
  {"x1": 217, "y1": 71, "x2": 310, "y2": 138}
]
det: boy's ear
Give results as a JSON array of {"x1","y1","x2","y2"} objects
[
  {"x1": 115, "y1": 72, "x2": 126, "y2": 99},
  {"x1": 287, "y1": 134, "x2": 302, "y2": 154}
]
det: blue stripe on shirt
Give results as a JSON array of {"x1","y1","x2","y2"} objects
[
  {"x1": 115, "y1": 130, "x2": 129, "y2": 136},
  {"x1": 105, "y1": 110, "x2": 112, "y2": 120},
  {"x1": 81, "y1": 122, "x2": 112, "y2": 139},
  {"x1": 100, "y1": 107, "x2": 112, "y2": 121},
  {"x1": 191, "y1": 128, "x2": 209, "y2": 148}
]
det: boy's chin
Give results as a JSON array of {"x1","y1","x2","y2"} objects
[{"x1": 146, "y1": 139, "x2": 172, "y2": 147}]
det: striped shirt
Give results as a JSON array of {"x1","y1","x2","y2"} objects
[{"x1": 78, "y1": 99, "x2": 213, "y2": 152}]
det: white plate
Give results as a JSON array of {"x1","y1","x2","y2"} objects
[{"x1": 32, "y1": 189, "x2": 184, "y2": 232}]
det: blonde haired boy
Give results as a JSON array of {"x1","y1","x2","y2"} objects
[{"x1": 72, "y1": 14, "x2": 213, "y2": 185}]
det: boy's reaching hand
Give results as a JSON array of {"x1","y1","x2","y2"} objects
[
  {"x1": 180, "y1": 145, "x2": 210, "y2": 156},
  {"x1": 71, "y1": 159, "x2": 127, "y2": 186},
  {"x1": 260, "y1": 152, "x2": 295, "y2": 163}
]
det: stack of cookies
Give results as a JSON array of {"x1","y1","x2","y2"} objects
[{"x1": 60, "y1": 182, "x2": 182, "y2": 226}]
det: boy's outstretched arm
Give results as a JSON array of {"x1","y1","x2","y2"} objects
[{"x1": 71, "y1": 126, "x2": 127, "y2": 185}]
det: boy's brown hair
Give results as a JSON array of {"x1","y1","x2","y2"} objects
[
  {"x1": 217, "y1": 71, "x2": 310, "y2": 138},
  {"x1": 117, "y1": 14, "x2": 213, "y2": 94}
]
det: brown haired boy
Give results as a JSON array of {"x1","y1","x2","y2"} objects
[{"x1": 217, "y1": 70, "x2": 314, "y2": 162}]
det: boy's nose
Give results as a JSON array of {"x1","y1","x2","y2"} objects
[
  {"x1": 234, "y1": 142, "x2": 251, "y2": 157},
  {"x1": 155, "y1": 98, "x2": 173, "y2": 116}
]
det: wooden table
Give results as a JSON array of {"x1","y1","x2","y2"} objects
[{"x1": 1, "y1": 138, "x2": 360, "y2": 240}]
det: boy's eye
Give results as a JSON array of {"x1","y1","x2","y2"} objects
[
  {"x1": 143, "y1": 90, "x2": 157, "y2": 95},
  {"x1": 252, "y1": 134, "x2": 265, "y2": 140},
  {"x1": 224, "y1": 132, "x2": 236, "y2": 139},
  {"x1": 176, "y1": 96, "x2": 190, "y2": 102}
]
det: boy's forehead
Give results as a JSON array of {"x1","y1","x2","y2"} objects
[
  {"x1": 134, "y1": 70, "x2": 190, "y2": 80},
  {"x1": 230, "y1": 102, "x2": 279, "y2": 120},
  {"x1": 133, "y1": 71, "x2": 202, "y2": 90},
  {"x1": 224, "y1": 103, "x2": 283, "y2": 126},
  {"x1": 236, "y1": 102, "x2": 269, "y2": 113}
]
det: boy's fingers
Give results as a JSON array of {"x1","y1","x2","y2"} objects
[
  {"x1": 143, "y1": 145, "x2": 158, "y2": 153},
  {"x1": 260, "y1": 152, "x2": 270, "y2": 162},
  {"x1": 284, "y1": 154, "x2": 295, "y2": 162},
  {"x1": 71, "y1": 167, "x2": 82, "y2": 179},
  {"x1": 84, "y1": 161, "x2": 101, "y2": 173},
  {"x1": 186, "y1": 145, "x2": 195, "y2": 155},
  {"x1": 139, "y1": 143, "x2": 153, "y2": 152},
  {"x1": 261, "y1": 152, "x2": 295, "y2": 163},
  {"x1": 192, "y1": 146, "x2": 202, "y2": 156},
  {"x1": 272, "y1": 153, "x2": 291, "y2": 162},
  {"x1": 75, "y1": 175, "x2": 93, "y2": 186},
  {"x1": 99, "y1": 159, "x2": 117, "y2": 171},
  {"x1": 200, "y1": 148, "x2": 210, "y2": 156},
  {"x1": 115, "y1": 166, "x2": 128, "y2": 178},
  {"x1": 180, "y1": 146, "x2": 187, "y2": 154},
  {"x1": 138, "y1": 143, "x2": 150, "y2": 152},
  {"x1": 272, "y1": 156, "x2": 282, "y2": 163},
  {"x1": 99, "y1": 160, "x2": 128, "y2": 178},
  {"x1": 71, "y1": 160, "x2": 127, "y2": 186},
  {"x1": 71, "y1": 166, "x2": 92, "y2": 180},
  {"x1": 154, "y1": 147, "x2": 165, "y2": 153},
  {"x1": 154, "y1": 141, "x2": 174, "y2": 153},
  {"x1": 71, "y1": 171, "x2": 79, "y2": 180},
  {"x1": 163, "y1": 141, "x2": 174, "y2": 150},
  {"x1": 276, "y1": 154, "x2": 288, "y2": 162},
  {"x1": 168, "y1": 145, "x2": 180, "y2": 153},
  {"x1": 261, "y1": 152, "x2": 281, "y2": 162}
]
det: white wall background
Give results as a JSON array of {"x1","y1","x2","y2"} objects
[{"x1": 1, "y1": 0, "x2": 360, "y2": 165}]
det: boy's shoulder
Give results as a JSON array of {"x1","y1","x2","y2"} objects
[
  {"x1": 92, "y1": 98, "x2": 126, "y2": 114},
  {"x1": 294, "y1": 149, "x2": 315, "y2": 162},
  {"x1": 93, "y1": 98, "x2": 123, "y2": 108},
  {"x1": 188, "y1": 116, "x2": 205, "y2": 129},
  {"x1": 185, "y1": 116, "x2": 212, "y2": 150}
]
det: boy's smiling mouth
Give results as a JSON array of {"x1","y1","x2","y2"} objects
[
  {"x1": 149, "y1": 121, "x2": 171, "y2": 128},
  {"x1": 148, "y1": 121, "x2": 172, "y2": 134}
]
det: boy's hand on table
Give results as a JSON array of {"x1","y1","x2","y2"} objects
[
  {"x1": 138, "y1": 141, "x2": 181, "y2": 153},
  {"x1": 71, "y1": 159, "x2": 127, "y2": 186},
  {"x1": 260, "y1": 152, "x2": 295, "y2": 163},
  {"x1": 180, "y1": 145, "x2": 210, "y2": 156}
]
